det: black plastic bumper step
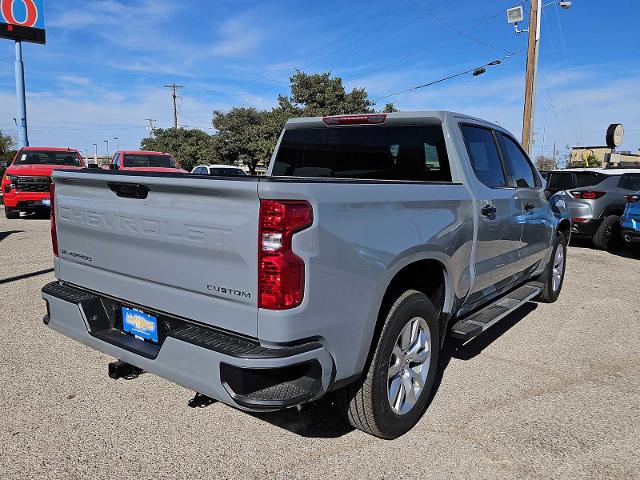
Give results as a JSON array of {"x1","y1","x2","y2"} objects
[
  {"x1": 451, "y1": 282, "x2": 543, "y2": 341},
  {"x1": 42, "y1": 281, "x2": 321, "y2": 360}
]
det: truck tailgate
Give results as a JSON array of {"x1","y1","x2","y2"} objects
[{"x1": 52, "y1": 171, "x2": 260, "y2": 337}]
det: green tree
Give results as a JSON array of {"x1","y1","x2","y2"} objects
[
  {"x1": 140, "y1": 128, "x2": 218, "y2": 171},
  {"x1": 280, "y1": 70, "x2": 375, "y2": 116},
  {"x1": 382, "y1": 103, "x2": 399, "y2": 113},
  {"x1": 534, "y1": 155, "x2": 557, "y2": 171},
  {"x1": 210, "y1": 70, "x2": 387, "y2": 173},
  {"x1": 0, "y1": 130, "x2": 13, "y2": 156}
]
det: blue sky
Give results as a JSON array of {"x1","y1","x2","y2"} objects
[{"x1": 1, "y1": 0, "x2": 639, "y2": 159}]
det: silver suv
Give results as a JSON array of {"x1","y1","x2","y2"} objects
[{"x1": 546, "y1": 168, "x2": 640, "y2": 250}]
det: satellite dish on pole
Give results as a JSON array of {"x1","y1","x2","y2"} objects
[{"x1": 606, "y1": 123, "x2": 624, "y2": 148}]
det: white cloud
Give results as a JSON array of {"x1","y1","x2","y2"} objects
[{"x1": 210, "y1": 15, "x2": 264, "y2": 57}]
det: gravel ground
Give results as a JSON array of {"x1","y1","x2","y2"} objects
[{"x1": 1, "y1": 214, "x2": 639, "y2": 479}]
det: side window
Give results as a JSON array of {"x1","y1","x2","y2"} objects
[
  {"x1": 619, "y1": 174, "x2": 640, "y2": 191},
  {"x1": 460, "y1": 125, "x2": 506, "y2": 188},
  {"x1": 497, "y1": 133, "x2": 538, "y2": 188},
  {"x1": 194, "y1": 166, "x2": 203, "y2": 174}
]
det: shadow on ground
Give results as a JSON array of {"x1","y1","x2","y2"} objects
[
  {"x1": 243, "y1": 302, "x2": 538, "y2": 439},
  {"x1": 570, "y1": 236, "x2": 639, "y2": 260},
  {"x1": 0, "y1": 230, "x2": 24, "y2": 242}
]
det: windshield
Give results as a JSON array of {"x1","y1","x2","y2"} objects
[
  {"x1": 15, "y1": 150, "x2": 82, "y2": 167},
  {"x1": 273, "y1": 124, "x2": 451, "y2": 181},
  {"x1": 209, "y1": 168, "x2": 247, "y2": 176},
  {"x1": 123, "y1": 154, "x2": 177, "y2": 168}
]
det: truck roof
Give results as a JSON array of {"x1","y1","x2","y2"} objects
[
  {"x1": 117, "y1": 150, "x2": 168, "y2": 155},
  {"x1": 19, "y1": 146, "x2": 80, "y2": 152},
  {"x1": 284, "y1": 111, "x2": 503, "y2": 130}
]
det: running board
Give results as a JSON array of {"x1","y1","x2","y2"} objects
[{"x1": 451, "y1": 282, "x2": 543, "y2": 341}]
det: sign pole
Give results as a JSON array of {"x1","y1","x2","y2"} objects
[{"x1": 14, "y1": 40, "x2": 29, "y2": 147}]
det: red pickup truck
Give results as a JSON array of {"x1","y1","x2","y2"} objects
[
  {"x1": 2, "y1": 147, "x2": 85, "y2": 219},
  {"x1": 109, "y1": 150, "x2": 188, "y2": 173}
]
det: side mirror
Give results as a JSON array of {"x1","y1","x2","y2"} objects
[{"x1": 109, "y1": 164, "x2": 119, "y2": 171}]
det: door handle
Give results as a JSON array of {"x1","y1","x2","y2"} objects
[
  {"x1": 481, "y1": 205, "x2": 497, "y2": 219},
  {"x1": 524, "y1": 202, "x2": 535, "y2": 213},
  {"x1": 108, "y1": 182, "x2": 149, "y2": 199}
]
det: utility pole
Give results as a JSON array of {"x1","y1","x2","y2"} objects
[
  {"x1": 552, "y1": 142, "x2": 557, "y2": 168},
  {"x1": 164, "y1": 84, "x2": 183, "y2": 129},
  {"x1": 14, "y1": 41, "x2": 29, "y2": 147},
  {"x1": 521, "y1": 0, "x2": 540, "y2": 155},
  {"x1": 145, "y1": 118, "x2": 157, "y2": 135},
  {"x1": 104, "y1": 140, "x2": 109, "y2": 160}
]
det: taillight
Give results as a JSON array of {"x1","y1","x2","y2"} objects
[
  {"x1": 322, "y1": 114, "x2": 386, "y2": 125},
  {"x1": 258, "y1": 200, "x2": 313, "y2": 310},
  {"x1": 570, "y1": 190, "x2": 606, "y2": 200},
  {"x1": 50, "y1": 182, "x2": 58, "y2": 257},
  {"x1": 625, "y1": 194, "x2": 640, "y2": 203}
]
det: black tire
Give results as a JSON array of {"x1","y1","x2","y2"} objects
[
  {"x1": 592, "y1": 215, "x2": 622, "y2": 251},
  {"x1": 4, "y1": 205, "x2": 19, "y2": 219},
  {"x1": 335, "y1": 290, "x2": 440, "y2": 439},
  {"x1": 537, "y1": 232, "x2": 567, "y2": 303}
]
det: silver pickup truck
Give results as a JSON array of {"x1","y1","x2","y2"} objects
[{"x1": 42, "y1": 111, "x2": 570, "y2": 438}]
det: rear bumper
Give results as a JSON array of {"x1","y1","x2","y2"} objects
[
  {"x1": 622, "y1": 228, "x2": 640, "y2": 243},
  {"x1": 570, "y1": 217, "x2": 601, "y2": 237},
  {"x1": 42, "y1": 281, "x2": 335, "y2": 411}
]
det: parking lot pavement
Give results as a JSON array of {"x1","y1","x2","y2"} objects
[{"x1": 1, "y1": 214, "x2": 639, "y2": 480}]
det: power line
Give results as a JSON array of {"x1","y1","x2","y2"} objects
[
  {"x1": 347, "y1": 9, "x2": 506, "y2": 85},
  {"x1": 372, "y1": 52, "x2": 521, "y2": 102},
  {"x1": 406, "y1": 0, "x2": 507, "y2": 53},
  {"x1": 164, "y1": 83, "x2": 183, "y2": 129}
]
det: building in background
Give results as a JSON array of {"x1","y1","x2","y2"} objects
[{"x1": 570, "y1": 145, "x2": 640, "y2": 167}]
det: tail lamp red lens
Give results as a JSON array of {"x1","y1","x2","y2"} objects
[
  {"x1": 570, "y1": 190, "x2": 605, "y2": 200},
  {"x1": 50, "y1": 182, "x2": 58, "y2": 257},
  {"x1": 259, "y1": 200, "x2": 312, "y2": 310}
]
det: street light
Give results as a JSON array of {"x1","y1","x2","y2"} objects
[
  {"x1": 508, "y1": 0, "x2": 572, "y2": 154},
  {"x1": 113, "y1": 137, "x2": 120, "y2": 150},
  {"x1": 104, "y1": 140, "x2": 109, "y2": 159}
]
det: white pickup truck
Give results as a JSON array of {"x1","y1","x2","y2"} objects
[{"x1": 42, "y1": 111, "x2": 570, "y2": 438}]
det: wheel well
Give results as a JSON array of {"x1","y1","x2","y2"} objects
[
  {"x1": 557, "y1": 219, "x2": 570, "y2": 239},
  {"x1": 368, "y1": 260, "x2": 447, "y2": 360}
]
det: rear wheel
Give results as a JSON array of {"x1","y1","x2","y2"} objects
[
  {"x1": 336, "y1": 290, "x2": 439, "y2": 439},
  {"x1": 593, "y1": 215, "x2": 622, "y2": 251},
  {"x1": 537, "y1": 232, "x2": 567, "y2": 303},
  {"x1": 4, "y1": 206, "x2": 19, "y2": 219}
]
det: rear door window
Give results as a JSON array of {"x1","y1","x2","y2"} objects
[
  {"x1": 460, "y1": 125, "x2": 506, "y2": 188},
  {"x1": 497, "y1": 133, "x2": 539, "y2": 188},
  {"x1": 272, "y1": 124, "x2": 452, "y2": 182},
  {"x1": 619, "y1": 173, "x2": 640, "y2": 191}
]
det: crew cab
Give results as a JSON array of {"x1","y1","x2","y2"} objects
[
  {"x1": 109, "y1": 150, "x2": 188, "y2": 173},
  {"x1": 42, "y1": 111, "x2": 570, "y2": 438},
  {"x1": 2, "y1": 147, "x2": 85, "y2": 219}
]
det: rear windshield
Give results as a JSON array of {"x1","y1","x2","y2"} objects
[
  {"x1": 209, "y1": 168, "x2": 247, "y2": 176},
  {"x1": 546, "y1": 171, "x2": 606, "y2": 191},
  {"x1": 15, "y1": 150, "x2": 82, "y2": 166},
  {"x1": 272, "y1": 125, "x2": 452, "y2": 182},
  {"x1": 124, "y1": 154, "x2": 176, "y2": 168}
]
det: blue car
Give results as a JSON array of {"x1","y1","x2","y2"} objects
[{"x1": 621, "y1": 191, "x2": 640, "y2": 250}]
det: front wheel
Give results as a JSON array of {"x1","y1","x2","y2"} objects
[
  {"x1": 537, "y1": 232, "x2": 567, "y2": 303},
  {"x1": 4, "y1": 206, "x2": 19, "y2": 219},
  {"x1": 336, "y1": 290, "x2": 440, "y2": 439}
]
